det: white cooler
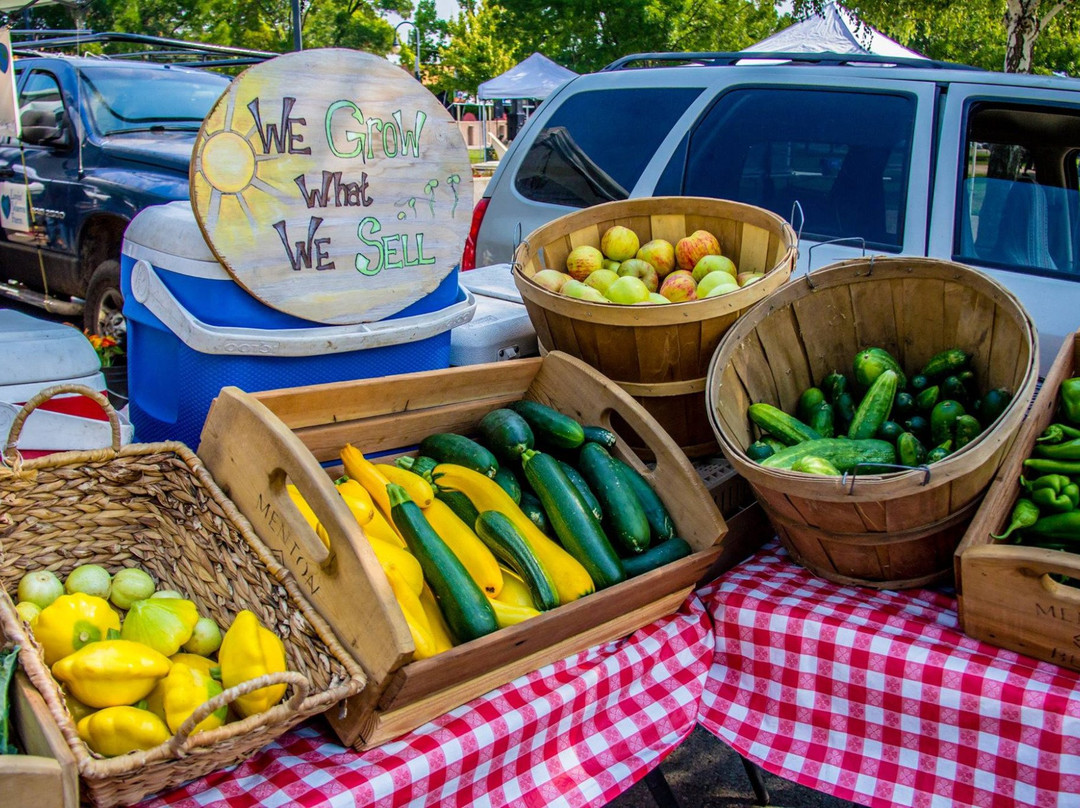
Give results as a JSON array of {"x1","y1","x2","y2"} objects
[
  {"x1": 0, "y1": 309, "x2": 134, "y2": 455},
  {"x1": 451, "y1": 264, "x2": 539, "y2": 365}
]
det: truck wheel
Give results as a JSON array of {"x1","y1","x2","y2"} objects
[{"x1": 84, "y1": 260, "x2": 125, "y2": 341}]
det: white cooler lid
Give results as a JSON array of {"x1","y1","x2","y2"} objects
[
  {"x1": 0, "y1": 310, "x2": 101, "y2": 386},
  {"x1": 460, "y1": 264, "x2": 522, "y2": 304},
  {"x1": 122, "y1": 202, "x2": 230, "y2": 280}
]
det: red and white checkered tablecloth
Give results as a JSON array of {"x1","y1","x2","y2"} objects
[
  {"x1": 140, "y1": 593, "x2": 713, "y2": 808},
  {"x1": 697, "y1": 540, "x2": 1080, "y2": 808}
]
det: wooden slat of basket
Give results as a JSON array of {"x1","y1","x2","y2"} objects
[
  {"x1": 850, "y1": 278, "x2": 901, "y2": 358},
  {"x1": 650, "y1": 213, "x2": 688, "y2": 245},
  {"x1": 713, "y1": 362, "x2": 753, "y2": 449},
  {"x1": 756, "y1": 306, "x2": 813, "y2": 418},
  {"x1": 902, "y1": 277, "x2": 948, "y2": 370},
  {"x1": 737, "y1": 224, "x2": 770, "y2": 280},
  {"x1": 731, "y1": 332, "x2": 781, "y2": 417}
]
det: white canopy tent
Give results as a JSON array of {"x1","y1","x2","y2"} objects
[
  {"x1": 743, "y1": 2, "x2": 926, "y2": 59},
  {"x1": 475, "y1": 53, "x2": 576, "y2": 156}
]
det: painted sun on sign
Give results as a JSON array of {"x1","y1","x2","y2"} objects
[{"x1": 189, "y1": 48, "x2": 473, "y2": 325}]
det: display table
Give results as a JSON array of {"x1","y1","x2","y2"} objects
[
  {"x1": 141, "y1": 595, "x2": 713, "y2": 808},
  {"x1": 698, "y1": 540, "x2": 1080, "y2": 808}
]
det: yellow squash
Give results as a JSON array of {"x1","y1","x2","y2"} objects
[
  {"x1": 52, "y1": 639, "x2": 171, "y2": 708},
  {"x1": 374, "y1": 463, "x2": 435, "y2": 508},
  {"x1": 369, "y1": 536, "x2": 424, "y2": 597},
  {"x1": 34, "y1": 593, "x2": 121, "y2": 666},
  {"x1": 341, "y1": 444, "x2": 393, "y2": 518},
  {"x1": 494, "y1": 568, "x2": 538, "y2": 609},
  {"x1": 78, "y1": 706, "x2": 170, "y2": 757},
  {"x1": 218, "y1": 610, "x2": 287, "y2": 718},
  {"x1": 418, "y1": 584, "x2": 455, "y2": 653},
  {"x1": 385, "y1": 567, "x2": 438, "y2": 659},
  {"x1": 335, "y1": 478, "x2": 376, "y2": 525},
  {"x1": 363, "y1": 506, "x2": 407, "y2": 548},
  {"x1": 486, "y1": 596, "x2": 541, "y2": 628},
  {"x1": 433, "y1": 463, "x2": 595, "y2": 603},
  {"x1": 423, "y1": 498, "x2": 503, "y2": 597},
  {"x1": 153, "y1": 662, "x2": 227, "y2": 734}
]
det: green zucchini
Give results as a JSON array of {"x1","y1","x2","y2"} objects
[
  {"x1": 508, "y1": 400, "x2": 585, "y2": 450},
  {"x1": 558, "y1": 460, "x2": 603, "y2": 522},
  {"x1": 747, "y1": 403, "x2": 822, "y2": 446},
  {"x1": 478, "y1": 408, "x2": 534, "y2": 465},
  {"x1": 896, "y1": 432, "x2": 927, "y2": 466},
  {"x1": 388, "y1": 484, "x2": 499, "y2": 642},
  {"x1": 621, "y1": 538, "x2": 692, "y2": 578},
  {"x1": 396, "y1": 454, "x2": 439, "y2": 480},
  {"x1": 434, "y1": 488, "x2": 480, "y2": 529},
  {"x1": 921, "y1": 348, "x2": 971, "y2": 379},
  {"x1": 518, "y1": 490, "x2": 552, "y2": 536},
  {"x1": 521, "y1": 449, "x2": 625, "y2": 589},
  {"x1": 577, "y1": 442, "x2": 651, "y2": 554},
  {"x1": 853, "y1": 347, "x2": 907, "y2": 391},
  {"x1": 492, "y1": 465, "x2": 523, "y2": 504},
  {"x1": 582, "y1": 425, "x2": 618, "y2": 449},
  {"x1": 419, "y1": 433, "x2": 499, "y2": 477},
  {"x1": 612, "y1": 457, "x2": 677, "y2": 542},
  {"x1": 760, "y1": 438, "x2": 897, "y2": 472},
  {"x1": 474, "y1": 510, "x2": 559, "y2": 611},
  {"x1": 847, "y1": 369, "x2": 898, "y2": 439}
]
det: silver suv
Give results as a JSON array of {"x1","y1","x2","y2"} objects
[{"x1": 465, "y1": 52, "x2": 1080, "y2": 369}]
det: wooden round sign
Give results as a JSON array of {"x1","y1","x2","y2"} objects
[{"x1": 190, "y1": 49, "x2": 473, "y2": 324}]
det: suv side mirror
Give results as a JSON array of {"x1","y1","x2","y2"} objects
[{"x1": 19, "y1": 108, "x2": 72, "y2": 149}]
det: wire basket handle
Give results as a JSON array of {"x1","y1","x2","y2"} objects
[{"x1": 3, "y1": 383, "x2": 122, "y2": 463}]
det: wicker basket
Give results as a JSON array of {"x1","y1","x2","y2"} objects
[
  {"x1": 513, "y1": 197, "x2": 797, "y2": 457},
  {"x1": 0, "y1": 386, "x2": 366, "y2": 808},
  {"x1": 706, "y1": 257, "x2": 1039, "y2": 589}
]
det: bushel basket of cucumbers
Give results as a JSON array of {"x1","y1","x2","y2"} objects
[
  {"x1": 0, "y1": 386, "x2": 365, "y2": 808},
  {"x1": 958, "y1": 329, "x2": 1080, "y2": 672},
  {"x1": 198, "y1": 351, "x2": 734, "y2": 749},
  {"x1": 708, "y1": 256, "x2": 1038, "y2": 589}
]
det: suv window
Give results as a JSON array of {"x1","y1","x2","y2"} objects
[
  {"x1": 514, "y1": 87, "x2": 702, "y2": 207},
  {"x1": 955, "y1": 101, "x2": 1080, "y2": 280},
  {"x1": 18, "y1": 70, "x2": 66, "y2": 140},
  {"x1": 666, "y1": 87, "x2": 916, "y2": 250}
]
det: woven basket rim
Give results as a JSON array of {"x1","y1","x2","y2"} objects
[{"x1": 0, "y1": 434, "x2": 366, "y2": 788}]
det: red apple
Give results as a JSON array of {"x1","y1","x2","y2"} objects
[
  {"x1": 565, "y1": 245, "x2": 604, "y2": 281},
  {"x1": 532, "y1": 269, "x2": 570, "y2": 293},
  {"x1": 659, "y1": 270, "x2": 698, "y2": 302},
  {"x1": 737, "y1": 272, "x2": 766, "y2": 287},
  {"x1": 617, "y1": 258, "x2": 659, "y2": 293},
  {"x1": 636, "y1": 239, "x2": 676, "y2": 278},
  {"x1": 675, "y1": 229, "x2": 721, "y2": 271}
]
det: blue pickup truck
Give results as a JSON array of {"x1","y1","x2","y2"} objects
[{"x1": 0, "y1": 52, "x2": 232, "y2": 338}]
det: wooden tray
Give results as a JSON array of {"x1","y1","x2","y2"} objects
[
  {"x1": 198, "y1": 352, "x2": 762, "y2": 749},
  {"x1": 0, "y1": 672, "x2": 79, "y2": 808},
  {"x1": 957, "y1": 330, "x2": 1080, "y2": 669}
]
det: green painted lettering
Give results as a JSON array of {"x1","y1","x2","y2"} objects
[
  {"x1": 326, "y1": 100, "x2": 366, "y2": 159},
  {"x1": 393, "y1": 110, "x2": 427, "y2": 157},
  {"x1": 356, "y1": 217, "x2": 383, "y2": 275}
]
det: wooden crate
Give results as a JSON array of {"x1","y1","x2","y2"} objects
[
  {"x1": 957, "y1": 330, "x2": 1080, "y2": 669},
  {"x1": 198, "y1": 352, "x2": 762, "y2": 749},
  {"x1": 0, "y1": 672, "x2": 79, "y2": 808}
]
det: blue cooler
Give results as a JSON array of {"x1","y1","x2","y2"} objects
[{"x1": 121, "y1": 202, "x2": 475, "y2": 447}]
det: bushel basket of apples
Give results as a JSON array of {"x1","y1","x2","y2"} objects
[{"x1": 511, "y1": 197, "x2": 797, "y2": 456}]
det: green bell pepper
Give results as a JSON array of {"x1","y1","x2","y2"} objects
[
  {"x1": 1022, "y1": 474, "x2": 1080, "y2": 511},
  {"x1": 1036, "y1": 423, "x2": 1080, "y2": 445},
  {"x1": 1061, "y1": 377, "x2": 1080, "y2": 424}
]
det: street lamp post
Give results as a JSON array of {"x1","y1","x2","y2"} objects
[{"x1": 393, "y1": 21, "x2": 422, "y2": 82}]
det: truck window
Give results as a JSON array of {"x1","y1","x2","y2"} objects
[
  {"x1": 671, "y1": 87, "x2": 916, "y2": 250},
  {"x1": 17, "y1": 70, "x2": 66, "y2": 141},
  {"x1": 955, "y1": 102, "x2": 1080, "y2": 281},
  {"x1": 513, "y1": 88, "x2": 702, "y2": 207}
]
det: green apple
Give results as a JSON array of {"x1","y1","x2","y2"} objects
[
  {"x1": 604, "y1": 275, "x2": 651, "y2": 304},
  {"x1": 617, "y1": 258, "x2": 659, "y2": 292},
  {"x1": 533, "y1": 269, "x2": 571, "y2": 293},
  {"x1": 584, "y1": 268, "x2": 620, "y2": 295},
  {"x1": 562, "y1": 278, "x2": 609, "y2": 302},
  {"x1": 691, "y1": 254, "x2": 737, "y2": 283},
  {"x1": 697, "y1": 270, "x2": 740, "y2": 298},
  {"x1": 646, "y1": 292, "x2": 671, "y2": 304},
  {"x1": 600, "y1": 225, "x2": 640, "y2": 261},
  {"x1": 565, "y1": 245, "x2": 604, "y2": 281}
]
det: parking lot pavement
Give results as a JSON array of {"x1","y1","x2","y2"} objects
[{"x1": 605, "y1": 726, "x2": 859, "y2": 808}]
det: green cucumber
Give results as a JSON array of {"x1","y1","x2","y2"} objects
[
  {"x1": 977, "y1": 388, "x2": 1013, "y2": 425},
  {"x1": 621, "y1": 538, "x2": 693, "y2": 577},
  {"x1": 518, "y1": 490, "x2": 552, "y2": 536},
  {"x1": 853, "y1": 347, "x2": 907, "y2": 390},
  {"x1": 791, "y1": 455, "x2": 842, "y2": 475},
  {"x1": 908, "y1": 374, "x2": 930, "y2": 392},
  {"x1": 896, "y1": 432, "x2": 927, "y2": 466},
  {"x1": 833, "y1": 392, "x2": 856, "y2": 433},
  {"x1": 577, "y1": 442, "x2": 651, "y2": 554},
  {"x1": 521, "y1": 449, "x2": 625, "y2": 589},
  {"x1": 746, "y1": 441, "x2": 776, "y2": 462},
  {"x1": 434, "y1": 488, "x2": 480, "y2": 529},
  {"x1": 930, "y1": 399, "x2": 966, "y2": 445},
  {"x1": 904, "y1": 414, "x2": 930, "y2": 441},
  {"x1": 797, "y1": 387, "x2": 827, "y2": 423},
  {"x1": 582, "y1": 425, "x2": 618, "y2": 449},
  {"x1": 611, "y1": 457, "x2": 677, "y2": 542},
  {"x1": 916, "y1": 385, "x2": 940, "y2": 412},
  {"x1": 954, "y1": 414, "x2": 983, "y2": 450},
  {"x1": 808, "y1": 401, "x2": 835, "y2": 438},
  {"x1": 492, "y1": 465, "x2": 523, "y2": 504},
  {"x1": 921, "y1": 348, "x2": 971, "y2": 379},
  {"x1": 875, "y1": 420, "x2": 905, "y2": 444},
  {"x1": 747, "y1": 403, "x2": 822, "y2": 446},
  {"x1": 941, "y1": 375, "x2": 971, "y2": 407},
  {"x1": 419, "y1": 433, "x2": 499, "y2": 477},
  {"x1": 847, "y1": 369, "x2": 898, "y2": 440},
  {"x1": 760, "y1": 438, "x2": 897, "y2": 472},
  {"x1": 893, "y1": 392, "x2": 916, "y2": 419},
  {"x1": 396, "y1": 454, "x2": 439, "y2": 480},
  {"x1": 558, "y1": 460, "x2": 603, "y2": 522},
  {"x1": 474, "y1": 511, "x2": 559, "y2": 611},
  {"x1": 478, "y1": 408, "x2": 534, "y2": 465},
  {"x1": 508, "y1": 400, "x2": 585, "y2": 450},
  {"x1": 388, "y1": 484, "x2": 498, "y2": 642},
  {"x1": 820, "y1": 371, "x2": 848, "y2": 404}
]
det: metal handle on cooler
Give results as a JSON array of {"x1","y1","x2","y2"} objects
[{"x1": 129, "y1": 259, "x2": 476, "y2": 357}]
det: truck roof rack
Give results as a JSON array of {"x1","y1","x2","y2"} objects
[
  {"x1": 602, "y1": 51, "x2": 980, "y2": 72},
  {"x1": 10, "y1": 30, "x2": 274, "y2": 68}
]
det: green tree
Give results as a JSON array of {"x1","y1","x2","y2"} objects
[{"x1": 432, "y1": 0, "x2": 517, "y2": 95}]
